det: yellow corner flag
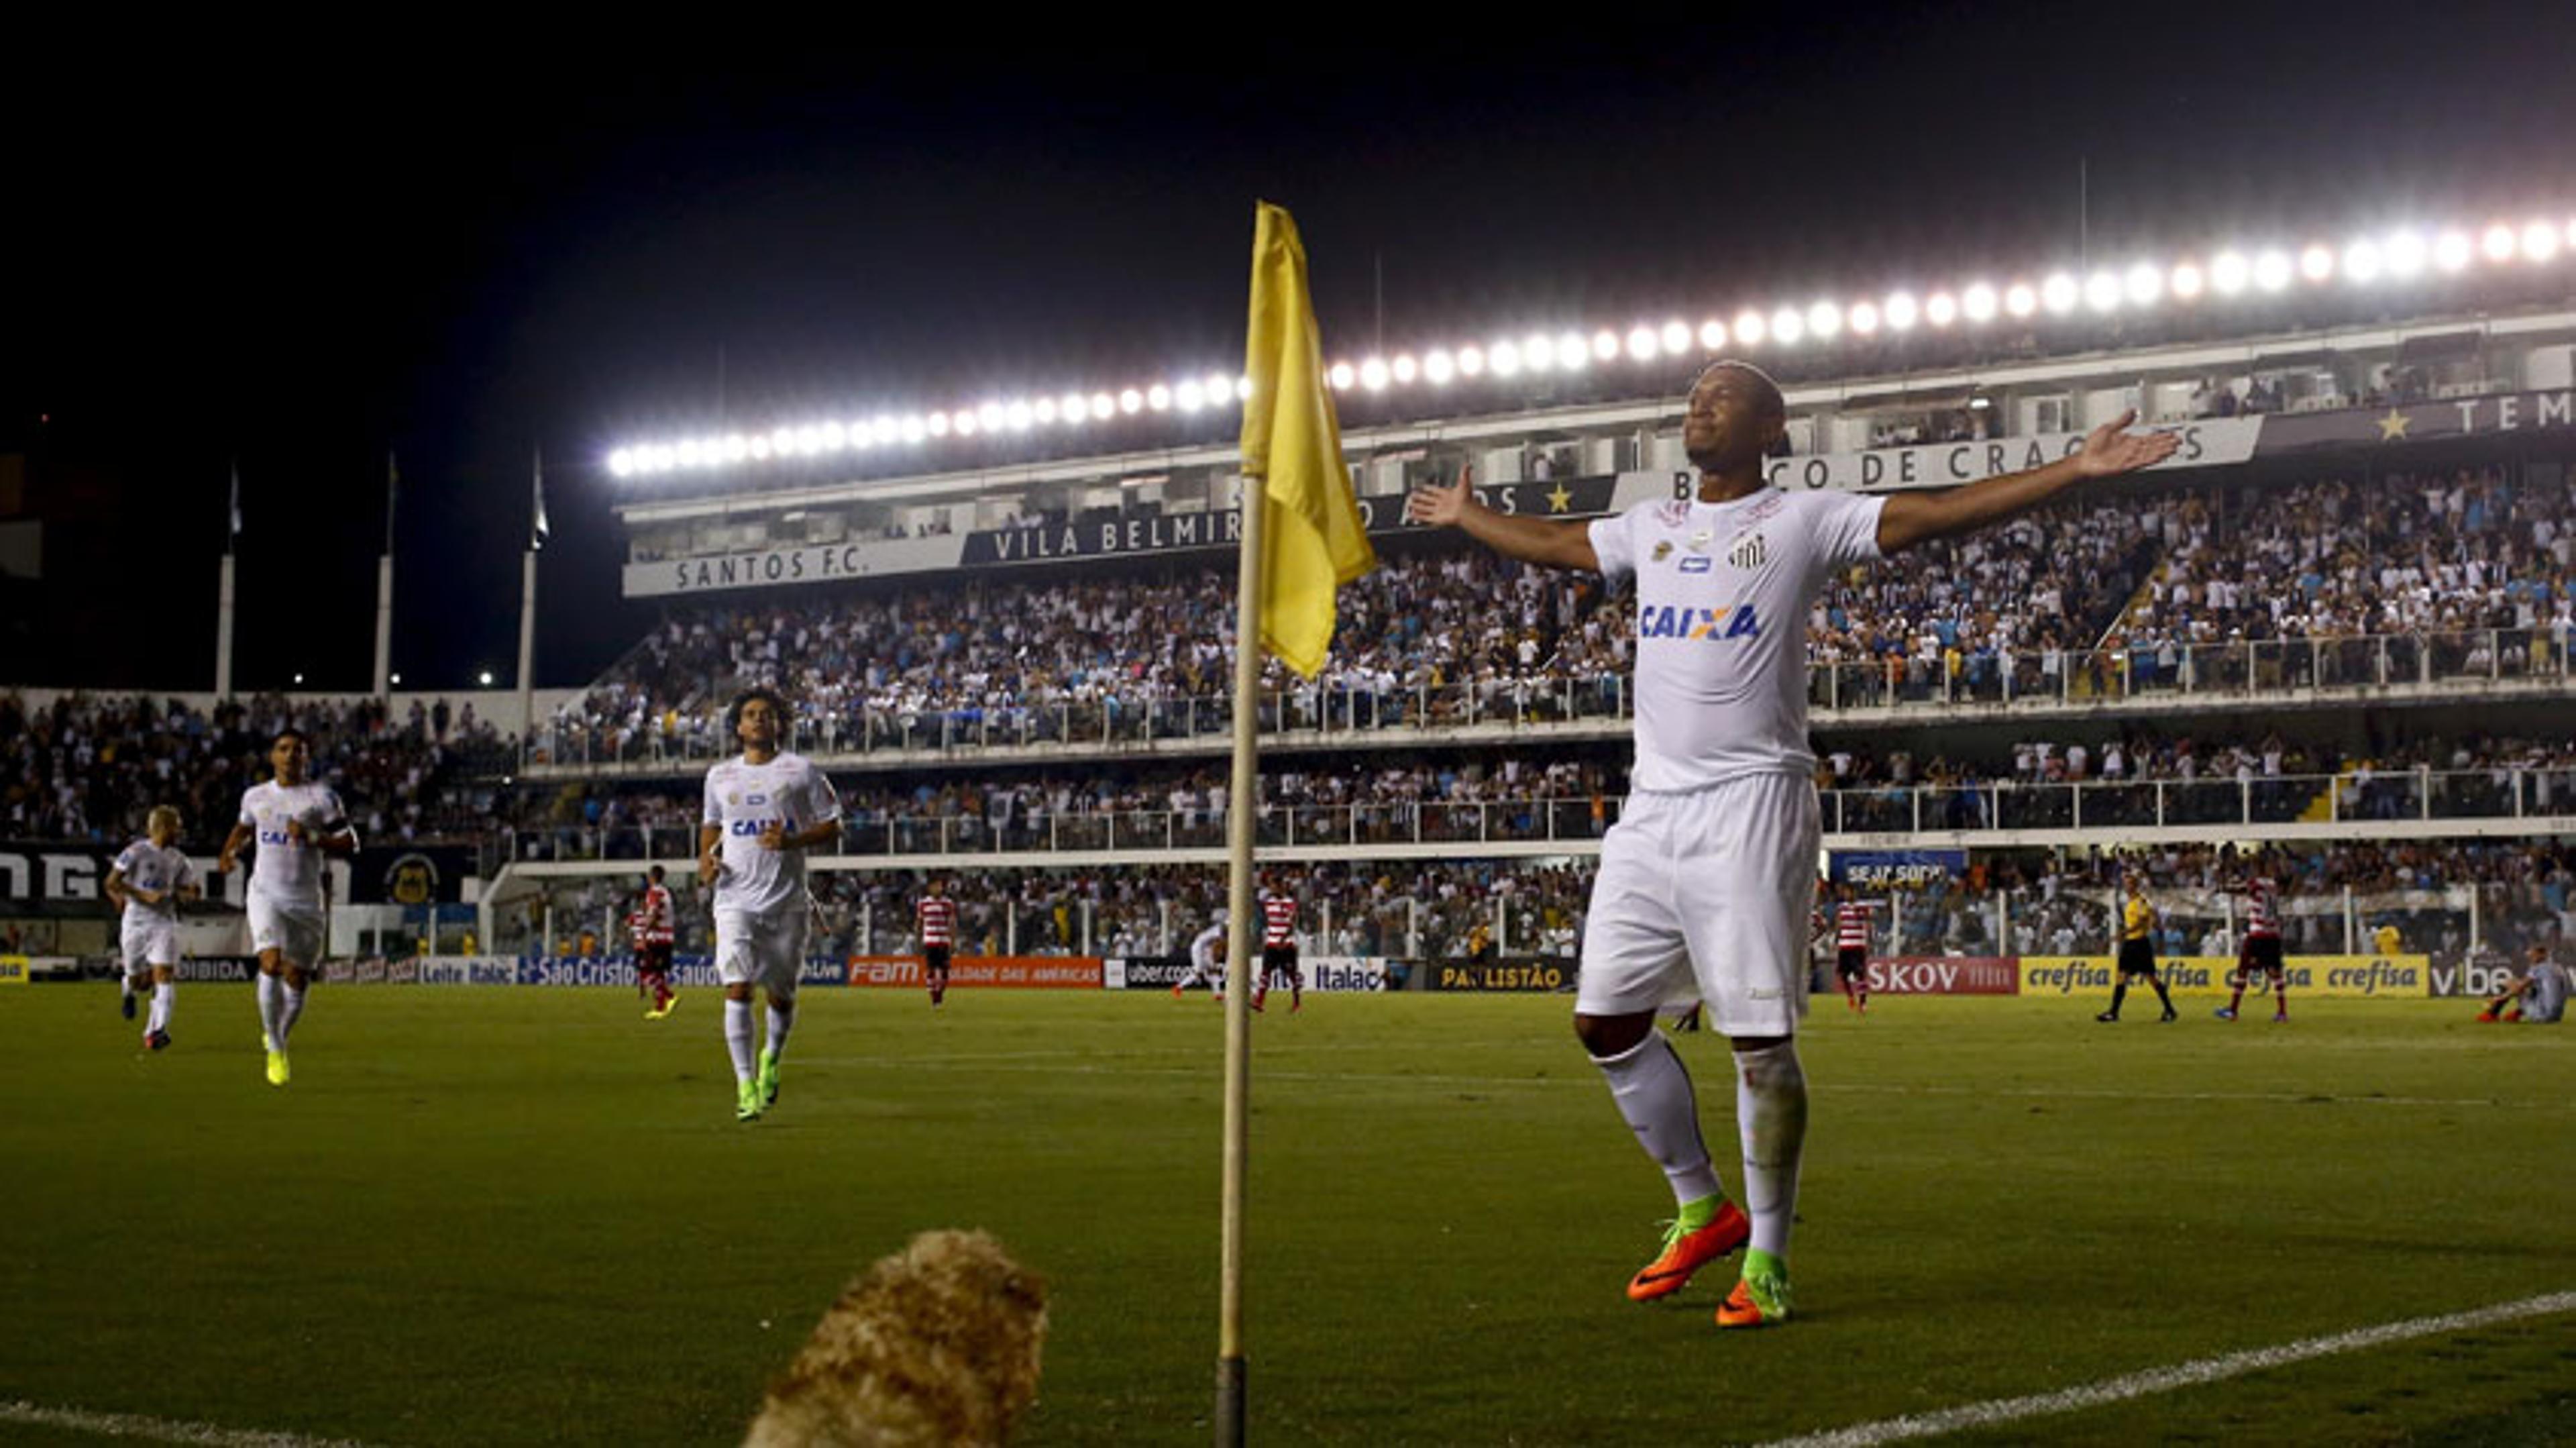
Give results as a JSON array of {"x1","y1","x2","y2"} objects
[{"x1": 1242, "y1": 201, "x2": 1377, "y2": 678}]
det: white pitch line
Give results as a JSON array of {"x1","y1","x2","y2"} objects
[
  {"x1": 0, "y1": 1400, "x2": 378, "y2": 1448},
  {"x1": 1754, "y1": 1290, "x2": 2576, "y2": 1448}
]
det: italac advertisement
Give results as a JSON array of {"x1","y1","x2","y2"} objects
[
  {"x1": 845, "y1": 955, "x2": 1103, "y2": 990},
  {"x1": 2018, "y1": 955, "x2": 2428, "y2": 998}
]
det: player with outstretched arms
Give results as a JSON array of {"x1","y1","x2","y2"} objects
[
  {"x1": 1175, "y1": 918, "x2": 1226, "y2": 998},
  {"x1": 916, "y1": 876, "x2": 958, "y2": 1007},
  {"x1": 699, "y1": 688, "x2": 842, "y2": 1122},
  {"x1": 2216, "y1": 852, "x2": 2288, "y2": 1023},
  {"x1": 1409, "y1": 360, "x2": 2176, "y2": 1328},
  {"x1": 633, "y1": 864, "x2": 678, "y2": 1019},
  {"x1": 217, "y1": 730, "x2": 358, "y2": 1086},
  {"x1": 105, "y1": 805, "x2": 200, "y2": 1050}
]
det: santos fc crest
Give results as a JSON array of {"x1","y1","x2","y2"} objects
[{"x1": 1727, "y1": 532, "x2": 1768, "y2": 570}]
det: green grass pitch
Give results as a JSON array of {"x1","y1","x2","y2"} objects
[{"x1": 2, "y1": 985, "x2": 2569, "y2": 1445}]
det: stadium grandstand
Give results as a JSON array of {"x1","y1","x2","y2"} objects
[{"x1": 7, "y1": 212, "x2": 2574, "y2": 1000}]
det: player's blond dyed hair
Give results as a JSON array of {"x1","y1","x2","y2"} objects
[{"x1": 147, "y1": 805, "x2": 182, "y2": 835}]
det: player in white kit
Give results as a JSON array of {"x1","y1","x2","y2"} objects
[
  {"x1": 1175, "y1": 919, "x2": 1226, "y2": 998},
  {"x1": 1409, "y1": 360, "x2": 2178, "y2": 1327},
  {"x1": 217, "y1": 730, "x2": 358, "y2": 1087},
  {"x1": 106, "y1": 805, "x2": 200, "y2": 1050},
  {"x1": 698, "y1": 688, "x2": 842, "y2": 1123}
]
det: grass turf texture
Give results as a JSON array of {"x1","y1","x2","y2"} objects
[{"x1": 1, "y1": 987, "x2": 2568, "y2": 1447}]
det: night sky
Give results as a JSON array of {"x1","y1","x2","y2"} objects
[{"x1": 10, "y1": 6, "x2": 2573, "y2": 693}]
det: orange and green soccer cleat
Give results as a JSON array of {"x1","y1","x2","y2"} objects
[
  {"x1": 1715, "y1": 1257, "x2": 1792, "y2": 1329},
  {"x1": 1626, "y1": 1200, "x2": 1750, "y2": 1302}
]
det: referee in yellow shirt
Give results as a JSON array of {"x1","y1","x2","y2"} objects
[{"x1": 2098, "y1": 875, "x2": 2178, "y2": 1023}]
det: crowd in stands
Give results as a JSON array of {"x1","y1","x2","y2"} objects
[{"x1": 1, "y1": 692, "x2": 513, "y2": 847}]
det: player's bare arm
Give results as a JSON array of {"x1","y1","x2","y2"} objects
[
  {"x1": 216, "y1": 821, "x2": 253, "y2": 875},
  {"x1": 1405, "y1": 465, "x2": 1600, "y2": 572},
  {"x1": 105, "y1": 867, "x2": 134, "y2": 911},
  {"x1": 286, "y1": 817, "x2": 360, "y2": 856},
  {"x1": 698, "y1": 822, "x2": 727, "y2": 880},
  {"x1": 1874, "y1": 409, "x2": 2181, "y2": 556}
]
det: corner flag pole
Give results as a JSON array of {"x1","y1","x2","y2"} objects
[{"x1": 1216, "y1": 456, "x2": 1264, "y2": 1447}]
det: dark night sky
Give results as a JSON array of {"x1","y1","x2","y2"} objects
[{"x1": 9, "y1": 5, "x2": 2574, "y2": 692}]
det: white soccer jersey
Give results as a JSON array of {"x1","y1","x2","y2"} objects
[
  {"x1": 1191, "y1": 924, "x2": 1226, "y2": 973},
  {"x1": 1589, "y1": 488, "x2": 1885, "y2": 791},
  {"x1": 702, "y1": 753, "x2": 841, "y2": 917},
  {"x1": 113, "y1": 839, "x2": 195, "y2": 927},
  {"x1": 239, "y1": 780, "x2": 350, "y2": 910}
]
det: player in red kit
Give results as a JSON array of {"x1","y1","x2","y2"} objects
[
  {"x1": 917, "y1": 877, "x2": 958, "y2": 1007},
  {"x1": 1255, "y1": 878, "x2": 1301, "y2": 1014},
  {"x1": 1831, "y1": 885, "x2": 1872, "y2": 1014},
  {"x1": 2216, "y1": 852, "x2": 2288, "y2": 1023},
  {"x1": 634, "y1": 864, "x2": 678, "y2": 1019}
]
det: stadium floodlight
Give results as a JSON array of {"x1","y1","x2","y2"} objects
[
  {"x1": 1732, "y1": 310, "x2": 1766, "y2": 346},
  {"x1": 1884, "y1": 291, "x2": 1919, "y2": 331},
  {"x1": 1488, "y1": 340, "x2": 1521, "y2": 376},
  {"x1": 977, "y1": 402, "x2": 1006, "y2": 431},
  {"x1": 2084, "y1": 270, "x2": 2121, "y2": 313},
  {"x1": 1556, "y1": 331, "x2": 1590, "y2": 370},
  {"x1": 1522, "y1": 333, "x2": 1556, "y2": 371},
  {"x1": 819, "y1": 422, "x2": 847, "y2": 450},
  {"x1": 1805, "y1": 301, "x2": 1842, "y2": 339},
  {"x1": 1769, "y1": 307, "x2": 1804, "y2": 344},
  {"x1": 1594, "y1": 329, "x2": 1622, "y2": 362},
  {"x1": 769, "y1": 426, "x2": 796, "y2": 456},
  {"x1": 1175, "y1": 380, "x2": 1203, "y2": 411},
  {"x1": 2521, "y1": 220, "x2": 2561, "y2": 263},
  {"x1": 2041, "y1": 273, "x2": 2078, "y2": 314},
  {"x1": 1004, "y1": 401, "x2": 1033, "y2": 431},
  {"x1": 1118, "y1": 388, "x2": 1144, "y2": 414},
  {"x1": 1146, "y1": 383, "x2": 1172, "y2": 411},
  {"x1": 1203, "y1": 373, "x2": 1233, "y2": 404},
  {"x1": 2253, "y1": 250, "x2": 2293, "y2": 291},
  {"x1": 901, "y1": 416, "x2": 928, "y2": 443},
  {"x1": 1035, "y1": 396, "x2": 1061, "y2": 423},
  {"x1": 477, "y1": 670, "x2": 493, "y2": 686},
  {"x1": 1627, "y1": 325, "x2": 1659, "y2": 361},
  {"x1": 1848, "y1": 300, "x2": 1880, "y2": 335},
  {"x1": 1661, "y1": 319, "x2": 1691, "y2": 354},
  {"x1": 2343, "y1": 239, "x2": 2383, "y2": 283},
  {"x1": 1921, "y1": 291, "x2": 1955, "y2": 327},
  {"x1": 873, "y1": 416, "x2": 900, "y2": 445},
  {"x1": 2481, "y1": 223, "x2": 2516, "y2": 262},
  {"x1": 953, "y1": 410, "x2": 979, "y2": 436},
  {"x1": 2123, "y1": 262, "x2": 2161, "y2": 305},
  {"x1": 1424, "y1": 348, "x2": 1456, "y2": 384},
  {"x1": 1326, "y1": 362, "x2": 1354, "y2": 391},
  {"x1": 2383, "y1": 231, "x2": 2426, "y2": 278},
  {"x1": 1698, "y1": 318, "x2": 1727, "y2": 350},
  {"x1": 1456, "y1": 346, "x2": 1486, "y2": 376},
  {"x1": 2298, "y1": 244, "x2": 2334, "y2": 282},
  {"x1": 1960, "y1": 284, "x2": 1996, "y2": 323},
  {"x1": 1235, "y1": 375, "x2": 1253, "y2": 401},
  {"x1": 749, "y1": 435, "x2": 774, "y2": 457},
  {"x1": 2210, "y1": 251, "x2": 2249, "y2": 295},
  {"x1": 1358, "y1": 358, "x2": 1389, "y2": 391},
  {"x1": 608, "y1": 449, "x2": 633, "y2": 478},
  {"x1": 2435, "y1": 230, "x2": 2474, "y2": 272},
  {"x1": 1391, "y1": 354, "x2": 1418, "y2": 384},
  {"x1": 1051, "y1": 395, "x2": 1081, "y2": 426},
  {"x1": 674, "y1": 439, "x2": 702, "y2": 467}
]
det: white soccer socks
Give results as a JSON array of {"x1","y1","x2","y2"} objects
[
  {"x1": 1732, "y1": 1041, "x2": 1808, "y2": 1261},
  {"x1": 724, "y1": 998, "x2": 757, "y2": 1082},
  {"x1": 1594, "y1": 1032, "x2": 1725, "y2": 1206},
  {"x1": 278, "y1": 984, "x2": 307, "y2": 1043},
  {"x1": 148, "y1": 982, "x2": 174, "y2": 1035},
  {"x1": 255, "y1": 972, "x2": 282, "y2": 1051},
  {"x1": 764, "y1": 1004, "x2": 795, "y2": 1060}
]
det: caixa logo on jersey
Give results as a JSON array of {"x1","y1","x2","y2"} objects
[{"x1": 1637, "y1": 604, "x2": 1762, "y2": 641}]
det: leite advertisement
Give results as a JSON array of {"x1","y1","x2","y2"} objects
[
  {"x1": 2019, "y1": 955, "x2": 2428, "y2": 998},
  {"x1": 847, "y1": 955, "x2": 1103, "y2": 990}
]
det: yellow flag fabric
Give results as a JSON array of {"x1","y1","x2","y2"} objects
[{"x1": 1241, "y1": 201, "x2": 1377, "y2": 678}]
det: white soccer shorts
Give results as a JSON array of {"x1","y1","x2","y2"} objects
[
  {"x1": 714, "y1": 908, "x2": 810, "y2": 998},
  {"x1": 1576, "y1": 772, "x2": 1821, "y2": 1037},
  {"x1": 248, "y1": 893, "x2": 326, "y2": 968},
  {"x1": 121, "y1": 920, "x2": 178, "y2": 976}
]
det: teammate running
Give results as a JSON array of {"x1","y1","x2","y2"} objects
[
  {"x1": 1409, "y1": 359, "x2": 2177, "y2": 1329},
  {"x1": 699, "y1": 688, "x2": 842, "y2": 1122},
  {"x1": 105, "y1": 805, "x2": 199, "y2": 1050},
  {"x1": 2216, "y1": 855, "x2": 2288, "y2": 1023},
  {"x1": 633, "y1": 864, "x2": 678, "y2": 1019},
  {"x1": 217, "y1": 730, "x2": 358, "y2": 1086},
  {"x1": 916, "y1": 876, "x2": 958, "y2": 1007}
]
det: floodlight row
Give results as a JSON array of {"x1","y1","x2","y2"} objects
[{"x1": 607, "y1": 215, "x2": 2576, "y2": 478}]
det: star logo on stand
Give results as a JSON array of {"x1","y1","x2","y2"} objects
[
  {"x1": 2375, "y1": 408, "x2": 2412, "y2": 442},
  {"x1": 1546, "y1": 483, "x2": 1574, "y2": 513}
]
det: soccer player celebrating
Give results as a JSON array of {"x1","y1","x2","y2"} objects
[
  {"x1": 1409, "y1": 359, "x2": 2177, "y2": 1329},
  {"x1": 699, "y1": 688, "x2": 841, "y2": 1122},
  {"x1": 1831, "y1": 884, "x2": 1872, "y2": 1014},
  {"x1": 217, "y1": 730, "x2": 358, "y2": 1086},
  {"x1": 2216, "y1": 853, "x2": 2288, "y2": 1023},
  {"x1": 1175, "y1": 917, "x2": 1226, "y2": 998},
  {"x1": 1254, "y1": 876, "x2": 1301, "y2": 1014},
  {"x1": 105, "y1": 805, "x2": 199, "y2": 1049},
  {"x1": 916, "y1": 876, "x2": 958, "y2": 1008},
  {"x1": 2099, "y1": 874, "x2": 2178, "y2": 1023},
  {"x1": 634, "y1": 864, "x2": 679, "y2": 1019}
]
